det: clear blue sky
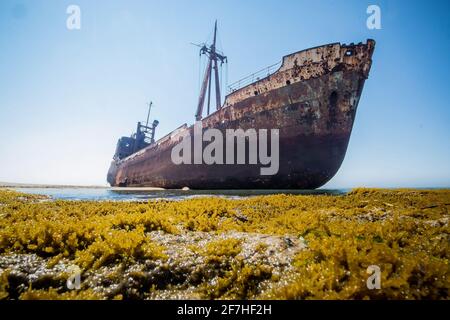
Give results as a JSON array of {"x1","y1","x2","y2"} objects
[{"x1": 0, "y1": 0, "x2": 449, "y2": 188}]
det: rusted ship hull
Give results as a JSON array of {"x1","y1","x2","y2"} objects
[{"x1": 108, "y1": 40, "x2": 375, "y2": 189}]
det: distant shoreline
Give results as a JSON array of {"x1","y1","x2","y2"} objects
[
  {"x1": 0, "y1": 182, "x2": 164, "y2": 191},
  {"x1": 0, "y1": 182, "x2": 108, "y2": 189}
]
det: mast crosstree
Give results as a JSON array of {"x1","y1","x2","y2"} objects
[{"x1": 194, "y1": 21, "x2": 227, "y2": 121}]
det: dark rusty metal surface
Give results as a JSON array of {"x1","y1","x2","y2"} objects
[{"x1": 107, "y1": 40, "x2": 375, "y2": 189}]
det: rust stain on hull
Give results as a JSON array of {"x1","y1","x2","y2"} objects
[{"x1": 107, "y1": 40, "x2": 375, "y2": 189}]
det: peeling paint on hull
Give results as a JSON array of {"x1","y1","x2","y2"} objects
[{"x1": 107, "y1": 40, "x2": 375, "y2": 189}]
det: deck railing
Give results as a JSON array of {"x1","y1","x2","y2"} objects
[{"x1": 227, "y1": 61, "x2": 281, "y2": 93}]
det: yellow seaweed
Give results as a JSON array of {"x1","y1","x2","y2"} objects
[{"x1": 0, "y1": 188, "x2": 448, "y2": 300}]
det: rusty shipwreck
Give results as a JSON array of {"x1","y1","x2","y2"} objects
[{"x1": 107, "y1": 23, "x2": 375, "y2": 189}]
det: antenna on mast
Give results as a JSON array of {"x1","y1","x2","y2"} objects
[
  {"x1": 195, "y1": 21, "x2": 227, "y2": 121},
  {"x1": 146, "y1": 101, "x2": 153, "y2": 127}
]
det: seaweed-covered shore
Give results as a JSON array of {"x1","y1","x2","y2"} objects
[{"x1": 0, "y1": 188, "x2": 448, "y2": 300}]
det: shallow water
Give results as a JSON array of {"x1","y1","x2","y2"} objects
[{"x1": 12, "y1": 187, "x2": 348, "y2": 201}]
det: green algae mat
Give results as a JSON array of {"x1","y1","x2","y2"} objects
[{"x1": 0, "y1": 188, "x2": 448, "y2": 300}]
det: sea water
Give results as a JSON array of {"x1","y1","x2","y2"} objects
[{"x1": 12, "y1": 187, "x2": 348, "y2": 201}]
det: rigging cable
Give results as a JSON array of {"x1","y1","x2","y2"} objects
[
  {"x1": 220, "y1": 61, "x2": 223, "y2": 104},
  {"x1": 226, "y1": 58, "x2": 229, "y2": 94},
  {"x1": 198, "y1": 52, "x2": 201, "y2": 95}
]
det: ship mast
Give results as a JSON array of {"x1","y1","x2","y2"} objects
[{"x1": 195, "y1": 21, "x2": 227, "y2": 121}]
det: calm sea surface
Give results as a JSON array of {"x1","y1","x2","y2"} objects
[{"x1": 12, "y1": 187, "x2": 349, "y2": 201}]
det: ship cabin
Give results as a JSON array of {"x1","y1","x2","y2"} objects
[{"x1": 113, "y1": 119, "x2": 159, "y2": 160}]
